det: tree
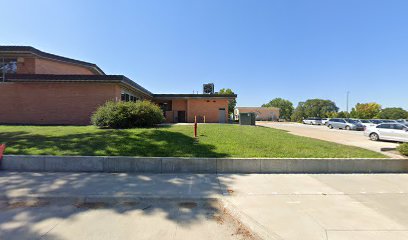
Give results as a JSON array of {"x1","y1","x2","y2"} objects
[
  {"x1": 350, "y1": 102, "x2": 381, "y2": 119},
  {"x1": 303, "y1": 99, "x2": 338, "y2": 118},
  {"x1": 218, "y1": 88, "x2": 236, "y2": 115},
  {"x1": 336, "y1": 111, "x2": 350, "y2": 118},
  {"x1": 262, "y1": 98, "x2": 294, "y2": 120},
  {"x1": 291, "y1": 99, "x2": 338, "y2": 122},
  {"x1": 291, "y1": 102, "x2": 306, "y2": 122},
  {"x1": 377, "y1": 107, "x2": 408, "y2": 119}
]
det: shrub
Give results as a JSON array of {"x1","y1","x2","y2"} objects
[
  {"x1": 398, "y1": 143, "x2": 408, "y2": 156},
  {"x1": 91, "y1": 100, "x2": 164, "y2": 128}
]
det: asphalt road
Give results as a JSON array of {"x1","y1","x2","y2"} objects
[{"x1": 258, "y1": 122, "x2": 403, "y2": 158}]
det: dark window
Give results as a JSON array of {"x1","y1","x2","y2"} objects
[
  {"x1": 392, "y1": 124, "x2": 405, "y2": 130},
  {"x1": 377, "y1": 124, "x2": 391, "y2": 129},
  {"x1": 125, "y1": 94, "x2": 130, "y2": 101},
  {"x1": 121, "y1": 93, "x2": 126, "y2": 101}
]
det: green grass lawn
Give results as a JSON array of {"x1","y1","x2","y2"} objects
[{"x1": 0, "y1": 124, "x2": 385, "y2": 158}]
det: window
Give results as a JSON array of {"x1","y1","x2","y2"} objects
[
  {"x1": 392, "y1": 124, "x2": 405, "y2": 130},
  {"x1": 0, "y1": 58, "x2": 17, "y2": 74},
  {"x1": 121, "y1": 91, "x2": 139, "y2": 102},
  {"x1": 377, "y1": 124, "x2": 391, "y2": 129}
]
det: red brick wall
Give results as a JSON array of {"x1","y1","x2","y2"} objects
[
  {"x1": 34, "y1": 58, "x2": 96, "y2": 75},
  {"x1": 0, "y1": 82, "x2": 119, "y2": 125},
  {"x1": 187, "y1": 99, "x2": 229, "y2": 123}
]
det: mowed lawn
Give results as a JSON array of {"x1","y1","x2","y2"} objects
[{"x1": 0, "y1": 124, "x2": 385, "y2": 158}]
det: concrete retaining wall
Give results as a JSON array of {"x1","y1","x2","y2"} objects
[{"x1": 2, "y1": 155, "x2": 408, "y2": 173}]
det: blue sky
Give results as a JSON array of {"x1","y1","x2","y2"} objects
[{"x1": 2, "y1": 0, "x2": 407, "y2": 110}]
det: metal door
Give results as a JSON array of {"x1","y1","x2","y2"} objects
[{"x1": 219, "y1": 108, "x2": 226, "y2": 123}]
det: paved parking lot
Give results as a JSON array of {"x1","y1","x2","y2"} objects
[{"x1": 258, "y1": 122, "x2": 402, "y2": 158}]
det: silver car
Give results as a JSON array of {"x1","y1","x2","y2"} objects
[
  {"x1": 364, "y1": 123, "x2": 408, "y2": 142},
  {"x1": 327, "y1": 118, "x2": 365, "y2": 131},
  {"x1": 397, "y1": 119, "x2": 408, "y2": 125},
  {"x1": 302, "y1": 117, "x2": 322, "y2": 125},
  {"x1": 356, "y1": 119, "x2": 377, "y2": 128}
]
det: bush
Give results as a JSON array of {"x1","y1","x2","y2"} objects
[
  {"x1": 398, "y1": 143, "x2": 408, "y2": 156},
  {"x1": 91, "y1": 100, "x2": 164, "y2": 128}
]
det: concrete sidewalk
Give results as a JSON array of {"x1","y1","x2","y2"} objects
[{"x1": 2, "y1": 172, "x2": 408, "y2": 240}]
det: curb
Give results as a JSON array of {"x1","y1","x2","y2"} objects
[{"x1": 2, "y1": 155, "x2": 408, "y2": 173}]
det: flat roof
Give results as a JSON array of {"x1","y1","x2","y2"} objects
[
  {"x1": 4, "y1": 74, "x2": 153, "y2": 96},
  {"x1": 3, "y1": 74, "x2": 238, "y2": 99},
  {"x1": 153, "y1": 94, "x2": 237, "y2": 99}
]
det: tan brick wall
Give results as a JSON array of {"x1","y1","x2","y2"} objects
[
  {"x1": 16, "y1": 57, "x2": 36, "y2": 74},
  {"x1": 34, "y1": 58, "x2": 96, "y2": 75},
  {"x1": 172, "y1": 100, "x2": 187, "y2": 111},
  {"x1": 0, "y1": 82, "x2": 119, "y2": 125},
  {"x1": 187, "y1": 99, "x2": 229, "y2": 123}
]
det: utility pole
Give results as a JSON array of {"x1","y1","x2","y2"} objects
[{"x1": 346, "y1": 91, "x2": 350, "y2": 113}]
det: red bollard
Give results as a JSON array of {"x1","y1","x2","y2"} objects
[
  {"x1": 0, "y1": 144, "x2": 6, "y2": 164},
  {"x1": 194, "y1": 116, "x2": 197, "y2": 138}
]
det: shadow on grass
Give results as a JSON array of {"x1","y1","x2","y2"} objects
[{"x1": 0, "y1": 129, "x2": 228, "y2": 158}]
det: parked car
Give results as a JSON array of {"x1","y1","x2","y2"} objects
[
  {"x1": 364, "y1": 123, "x2": 408, "y2": 142},
  {"x1": 381, "y1": 119, "x2": 398, "y2": 123},
  {"x1": 321, "y1": 118, "x2": 329, "y2": 125},
  {"x1": 302, "y1": 117, "x2": 322, "y2": 125},
  {"x1": 397, "y1": 119, "x2": 408, "y2": 125},
  {"x1": 356, "y1": 119, "x2": 377, "y2": 128},
  {"x1": 370, "y1": 119, "x2": 384, "y2": 125},
  {"x1": 327, "y1": 118, "x2": 365, "y2": 131}
]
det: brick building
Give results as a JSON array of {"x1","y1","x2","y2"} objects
[{"x1": 0, "y1": 46, "x2": 236, "y2": 125}]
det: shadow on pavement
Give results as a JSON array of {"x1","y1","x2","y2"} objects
[{"x1": 0, "y1": 172, "x2": 248, "y2": 240}]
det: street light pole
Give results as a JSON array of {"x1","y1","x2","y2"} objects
[{"x1": 346, "y1": 91, "x2": 350, "y2": 113}]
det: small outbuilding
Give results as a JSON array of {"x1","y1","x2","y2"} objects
[{"x1": 234, "y1": 107, "x2": 280, "y2": 121}]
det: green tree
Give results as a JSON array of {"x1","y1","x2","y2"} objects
[
  {"x1": 303, "y1": 99, "x2": 339, "y2": 118},
  {"x1": 291, "y1": 102, "x2": 306, "y2": 122},
  {"x1": 350, "y1": 102, "x2": 381, "y2": 119},
  {"x1": 218, "y1": 88, "x2": 237, "y2": 115},
  {"x1": 336, "y1": 111, "x2": 350, "y2": 118},
  {"x1": 377, "y1": 107, "x2": 408, "y2": 119},
  {"x1": 262, "y1": 98, "x2": 294, "y2": 120}
]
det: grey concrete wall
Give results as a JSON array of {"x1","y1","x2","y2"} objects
[{"x1": 2, "y1": 155, "x2": 408, "y2": 173}]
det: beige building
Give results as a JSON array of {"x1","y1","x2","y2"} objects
[{"x1": 234, "y1": 107, "x2": 280, "y2": 121}]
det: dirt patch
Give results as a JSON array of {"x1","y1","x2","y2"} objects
[
  {"x1": 74, "y1": 202, "x2": 109, "y2": 209},
  {"x1": 211, "y1": 200, "x2": 260, "y2": 240},
  {"x1": 6, "y1": 200, "x2": 49, "y2": 209},
  {"x1": 178, "y1": 201, "x2": 198, "y2": 209}
]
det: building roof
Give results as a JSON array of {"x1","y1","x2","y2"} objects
[
  {"x1": 236, "y1": 107, "x2": 279, "y2": 110},
  {"x1": 4, "y1": 74, "x2": 153, "y2": 96},
  {"x1": 153, "y1": 94, "x2": 237, "y2": 99},
  {"x1": 0, "y1": 46, "x2": 105, "y2": 75}
]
